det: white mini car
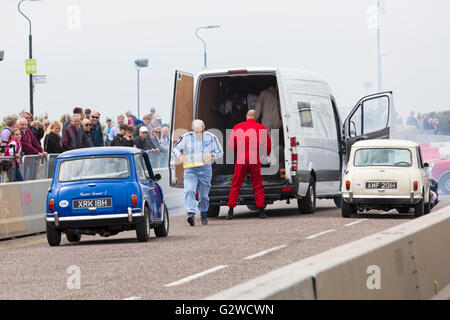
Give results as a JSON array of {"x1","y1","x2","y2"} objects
[{"x1": 341, "y1": 139, "x2": 431, "y2": 218}]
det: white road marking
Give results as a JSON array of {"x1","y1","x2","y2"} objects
[
  {"x1": 165, "y1": 265, "x2": 228, "y2": 287},
  {"x1": 306, "y1": 229, "x2": 336, "y2": 240},
  {"x1": 344, "y1": 219, "x2": 368, "y2": 227},
  {"x1": 124, "y1": 296, "x2": 142, "y2": 300},
  {"x1": 243, "y1": 244, "x2": 288, "y2": 260}
]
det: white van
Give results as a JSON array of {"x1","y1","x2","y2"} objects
[{"x1": 169, "y1": 67, "x2": 394, "y2": 217}]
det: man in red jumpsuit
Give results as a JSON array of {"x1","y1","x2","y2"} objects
[{"x1": 226, "y1": 110, "x2": 272, "y2": 219}]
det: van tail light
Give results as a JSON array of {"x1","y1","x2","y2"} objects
[
  {"x1": 413, "y1": 181, "x2": 418, "y2": 191},
  {"x1": 290, "y1": 137, "x2": 297, "y2": 148},
  {"x1": 131, "y1": 195, "x2": 138, "y2": 208},
  {"x1": 345, "y1": 180, "x2": 351, "y2": 191},
  {"x1": 48, "y1": 199, "x2": 54, "y2": 212},
  {"x1": 291, "y1": 153, "x2": 298, "y2": 172},
  {"x1": 281, "y1": 187, "x2": 293, "y2": 192}
]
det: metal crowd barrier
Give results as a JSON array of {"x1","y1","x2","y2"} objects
[
  {"x1": 21, "y1": 155, "x2": 43, "y2": 181},
  {"x1": 147, "y1": 150, "x2": 168, "y2": 169},
  {"x1": 45, "y1": 153, "x2": 60, "y2": 178},
  {"x1": 1, "y1": 150, "x2": 168, "y2": 184},
  {"x1": 0, "y1": 155, "x2": 16, "y2": 183}
]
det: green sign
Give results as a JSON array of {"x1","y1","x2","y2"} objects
[{"x1": 26, "y1": 59, "x2": 37, "y2": 74}]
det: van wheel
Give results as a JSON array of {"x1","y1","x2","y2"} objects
[
  {"x1": 414, "y1": 197, "x2": 424, "y2": 218},
  {"x1": 341, "y1": 199, "x2": 356, "y2": 218},
  {"x1": 154, "y1": 203, "x2": 169, "y2": 237},
  {"x1": 66, "y1": 232, "x2": 81, "y2": 243},
  {"x1": 46, "y1": 223, "x2": 61, "y2": 247},
  {"x1": 333, "y1": 197, "x2": 342, "y2": 208},
  {"x1": 206, "y1": 205, "x2": 220, "y2": 218},
  {"x1": 136, "y1": 206, "x2": 151, "y2": 242},
  {"x1": 297, "y1": 177, "x2": 316, "y2": 214}
]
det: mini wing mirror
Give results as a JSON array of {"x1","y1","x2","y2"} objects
[
  {"x1": 424, "y1": 162, "x2": 429, "y2": 168},
  {"x1": 154, "y1": 173, "x2": 162, "y2": 181}
]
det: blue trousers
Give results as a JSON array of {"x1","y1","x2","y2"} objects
[{"x1": 184, "y1": 165, "x2": 212, "y2": 215}]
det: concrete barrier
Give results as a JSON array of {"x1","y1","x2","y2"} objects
[
  {"x1": 208, "y1": 206, "x2": 450, "y2": 300},
  {"x1": 0, "y1": 179, "x2": 51, "y2": 240},
  {"x1": 19, "y1": 179, "x2": 51, "y2": 236}
]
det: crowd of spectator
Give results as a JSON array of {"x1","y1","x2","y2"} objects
[
  {"x1": 406, "y1": 111, "x2": 440, "y2": 135},
  {"x1": 0, "y1": 106, "x2": 170, "y2": 182}
]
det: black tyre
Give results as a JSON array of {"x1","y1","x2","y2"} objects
[
  {"x1": 136, "y1": 206, "x2": 151, "y2": 242},
  {"x1": 206, "y1": 205, "x2": 220, "y2": 218},
  {"x1": 414, "y1": 197, "x2": 424, "y2": 218},
  {"x1": 341, "y1": 199, "x2": 356, "y2": 218},
  {"x1": 66, "y1": 232, "x2": 81, "y2": 243},
  {"x1": 46, "y1": 223, "x2": 61, "y2": 247},
  {"x1": 333, "y1": 196, "x2": 342, "y2": 208},
  {"x1": 396, "y1": 207, "x2": 410, "y2": 214},
  {"x1": 247, "y1": 204, "x2": 258, "y2": 211},
  {"x1": 154, "y1": 203, "x2": 169, "y2": 238},
  {"x1": 297, "y1": 177, "x2": 316, "y2": 214},
  {"x1": 424, "y1": 199, "x2": 431, "y2": 214},
  {"x1": 439, "y1": 173, "x2": 450, "y2": 195}
]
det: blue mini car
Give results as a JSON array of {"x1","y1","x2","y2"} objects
[{"x1": 46, "y1": 147, "x2": 169, "y2": 246}]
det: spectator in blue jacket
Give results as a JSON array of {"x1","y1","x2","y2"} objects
[{"x1": 89, "y1": 111, "x2": 104, "y2": 147}]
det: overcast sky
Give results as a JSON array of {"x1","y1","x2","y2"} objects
[{"x1": 1, "y1": 0, "x2": 449, "y2": 124}]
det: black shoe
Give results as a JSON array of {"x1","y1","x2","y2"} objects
[
  {"x1": 201, "y1": 212, "x2": 208, "y2": 225},
  {"x1": 259, "y1": 207, "x2": 267, "y2": 219},
  {"x1": 226, "y1": 208, "x2": 234, "y2": 220},
  {"x1": 187, "y1": 214, "x2": 195, "y2": 226}
]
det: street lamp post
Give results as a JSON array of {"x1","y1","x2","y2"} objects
[
  {"x1": 134, "y1": 59, "x2": 148, "y2": 119},
  {"x1": 195, "y1": 25, "x2": 220, "y2": 69},
  {"x1": 18, "y1": 0, "x2": 42, "y2": 116},
  {"x1": 0, "y1": 50, "x2": 4, "y2": 62}
]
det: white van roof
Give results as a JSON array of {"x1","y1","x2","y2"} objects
[{"x1": 197, "y1": 67, "x2": 327, "y2": 83}]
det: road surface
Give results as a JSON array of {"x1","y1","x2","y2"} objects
[{"x1": 0, "y1": 195, "x2": 448, "y2": 300}]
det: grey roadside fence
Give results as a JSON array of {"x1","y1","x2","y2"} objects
[
  {"x1": 0, "y1": 153, "x2": 57, "y2": 183},
  {"x1": 0, "y1": 149, "x2": 169, "y2": 184},
  {"x1": 0, "y1": 154, "x2": 17, "y2": 183},
  {"x1": 21, "y1": 154, "x2": 42, "y2": 180},
  {"x1": 44, "y1": 153, "x2": 60, "y2": 178}
]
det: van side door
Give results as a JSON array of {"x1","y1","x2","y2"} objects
[
  {"x1": 343, "y1": 92, "x2": 394, "y2": 161},
  {"x1": 169, "y1": 70, "x2": 194, "y2": 188}
]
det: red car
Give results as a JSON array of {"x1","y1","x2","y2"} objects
[{"x1": 429, "y1": 158, "x2": 450, "y2": 195}]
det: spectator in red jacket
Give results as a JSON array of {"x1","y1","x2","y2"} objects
[{"x1": 17, "y1": 118, "x2": 47, "y2": 157}]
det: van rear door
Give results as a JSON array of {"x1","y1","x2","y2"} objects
[
  {"x1": 169, "y1": 70, "x2": 194, "y2": 188},
  {"x1": 343, "y1": 92, "x2": 394, "y2": 161}
]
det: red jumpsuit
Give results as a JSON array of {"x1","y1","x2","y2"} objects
[{"x1": 227, "y1": 118, "x2": 272, "y2": 208}]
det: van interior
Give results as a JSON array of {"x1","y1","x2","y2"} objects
[{"x1": 196, "y1": 73, "x2": 286, "y2": 187}]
